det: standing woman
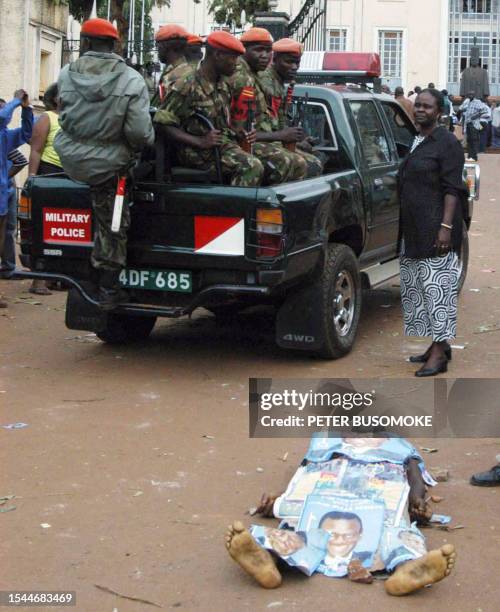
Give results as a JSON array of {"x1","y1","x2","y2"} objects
[
  {"x1": 28, "y1": 82, "x2": 64, "y2": 295},
  {"x1": 399, "y1": 89, "x2": 466, "y2": 376}
]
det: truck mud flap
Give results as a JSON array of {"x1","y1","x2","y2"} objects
[
  {"x1": 276, "y1": 283, "x2": 324, "y2": 351},
  {"x1": 65, "y1": 288, "x2": 108, "y2": 333}
]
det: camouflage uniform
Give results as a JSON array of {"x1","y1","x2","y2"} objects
[
  {"x1": 154, "y1": 68, "x2": 263, "y2": 187},
  {"x1": 151, "y1": 57, "x2": 194, "y2": 107},
  {"x1": 258, "y1": 65, "x2": 323, "y2": 178},
  {"x1": 227, "y1": 58, "x2": 307, "y2": 184},
  {"x1": 90, "y1": 177, "x2": 130, "y2": 270}
]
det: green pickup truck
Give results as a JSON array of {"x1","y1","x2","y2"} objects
[{"x1": 16, "y1": 83, "x2": 479, "y2": 359}]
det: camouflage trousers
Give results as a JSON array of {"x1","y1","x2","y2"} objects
[
  {"x1": 90, "y1": 177, "x2": 130, "y2": 271},
  {"x1": 253, "y1": 142, "x2": 307, "y2": 184},
  {"x1": 296, "y1": 149, "x2": 324, "y2": 178},
  {"x1": 178, "y1": 143, "x2": 263, "y2": 187}
]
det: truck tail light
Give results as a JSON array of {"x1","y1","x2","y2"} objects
[
  {"x1": 256, "y1": 208, "x2": 284, "y2": 258},
  {"x1": 18, "y1": 192, "x2": 32, "y2": 219}
]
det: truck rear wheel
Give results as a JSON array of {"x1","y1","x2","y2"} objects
[
  {"x1": 96, "y1": 314, "x2": 157, "y2": 345},
  {"x1": 315, "y1": 243, "x2": 362, "y2": 359}
]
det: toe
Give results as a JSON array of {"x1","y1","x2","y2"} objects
[
  {"x1": 441, "y1": 544, "x2": 455, "y2": 556},
  {"x1": 233, "y1": 520, "x2": 245, "y2": 532}
]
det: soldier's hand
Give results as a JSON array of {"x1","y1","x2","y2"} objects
[
  {"x1": 280, "y1": 126, "x2": 306, "y2": 143},
  {"x1": 244, "y1": 129, "x2": 257, "y2": 146},
  {"x1": 297, "y1": 138, "x2": 313, "y2": 153},
  {"x1": 199, "y1": 130, "x2": 223, "y2": 149}
]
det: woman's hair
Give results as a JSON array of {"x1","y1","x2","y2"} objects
[
  {"x1": 43, "y1": 83, "x2": 59, "y2": 111},
  {"x1": 419, "y1": 87, "x2": 445, "y2": 111}
]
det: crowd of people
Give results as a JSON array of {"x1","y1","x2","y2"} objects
[{"x1": 393, "y1": 81, "x2": 499, "y2": 160}]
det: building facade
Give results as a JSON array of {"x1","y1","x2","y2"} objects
[
  {"x1": 0, "y1": 0, "x2": 68, "y2": 106},
  {"x1": 151, "y1": 0, "x2": 499, "y2": 96}
]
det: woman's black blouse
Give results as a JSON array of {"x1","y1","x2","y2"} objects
[{"x1": 398, "y1": 126, "x2": 467, "y2": 259}]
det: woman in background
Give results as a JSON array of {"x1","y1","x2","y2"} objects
[{"x1": 28, "y1": 83, "x2": 63, "y2": 295}]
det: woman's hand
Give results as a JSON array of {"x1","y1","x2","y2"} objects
[{"x1": 435, "y1": 226, "x2": 452, "y2": 255}]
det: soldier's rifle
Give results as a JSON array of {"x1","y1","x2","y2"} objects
[
  {"x1": 194, "y1": 111, "x2": 223, "y2": 184},
  {"x1": 240, "y1": 97, "x2": 256, "y2": 155}
]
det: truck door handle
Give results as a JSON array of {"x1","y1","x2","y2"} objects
[{"x1": 373, "y1": 178, "x2": 384, "y2": 189}]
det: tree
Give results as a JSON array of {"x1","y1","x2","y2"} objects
[{"x1": 207, "y1": 0, "x2": 270, "y2": 29}]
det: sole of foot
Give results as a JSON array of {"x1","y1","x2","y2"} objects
[
  {"x1": 225, "y1": 521, "x2": 282, "y2": 589},
  {"x1": 385, "y1": 544, "x2": 456, "y2": 596}
]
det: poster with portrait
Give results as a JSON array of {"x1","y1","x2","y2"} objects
[{"x1": 297, "y1": 494, "x2": 385, "y2": 577}]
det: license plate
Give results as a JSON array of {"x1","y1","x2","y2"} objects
[{"x1": 119, "y1": 269, "x2": 192, "y2": 293}]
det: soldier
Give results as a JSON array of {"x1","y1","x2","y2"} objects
[
  {"x1": 186, "y1": 34, "x2": 204, "y2": 65},
  {"x1": 227, "y1": 27, "x2": 308, "y2": 184},
  {"x1": 151, "y1": 25, "x2": 192, "y2": 107},
  {"x1": 154, "y1": 30, "x2": 263, "y2": 187},
  {"x1": 55, "y1": 18, "x2": 154, "y2": 309},
  {"x1": 259, "y1": 38, "x2": 323, "y2": 178}
]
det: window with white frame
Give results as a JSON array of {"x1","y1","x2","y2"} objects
[
  {"x1": 328, "y1": 28, "x2": 347, "y2": 52},
  {"x1": 378, "y1": 30, "x2": 403, "y2": 79},
  {"x1": 462, "y1": 0, "x2": 493, "y2": 13}
]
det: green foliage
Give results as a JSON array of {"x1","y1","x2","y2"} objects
[{"x1": 208, "y1": 0, "x2": 270, "y2": 28}]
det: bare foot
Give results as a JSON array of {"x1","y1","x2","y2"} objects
[
  {"x1": 225, "y1": 521, "x2": 282, "y2": 589},
  {"x1": 385, "y1": 544, "x2": 456, "y2": 596}
]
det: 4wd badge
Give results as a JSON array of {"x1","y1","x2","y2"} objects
[{"x1": 43, "y1": 208, "x2": 92, "y2": 246}]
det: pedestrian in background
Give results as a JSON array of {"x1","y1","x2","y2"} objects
[
  {"x1": 0, "y1": 125, "x2": 28, "y2": 278},
  {"x1": 394, "y1": 86, "x2": 414, "y2": 120},
  {"x1": 0, "y1": 89, "x2": 33, "y2": 308},
  {"x1": 492, "y1": 102, "x2": 500, "y2": 148},
  {"x1": 398, "y1": 89, "x2": 466, "y2": 377},
  {"x1": 28, "y1": 82, "x2": 64, "y2": 295},
  {"x1": 408, "y1": 86, "x2": 422, "y2": 104},
  {"x1": 459, "y1": 91, "x2": 489, "y2": 161}
]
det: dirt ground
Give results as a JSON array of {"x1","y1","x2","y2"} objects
[{"x1": 1, "y1": 155, "x2": 499, "y2": 611}]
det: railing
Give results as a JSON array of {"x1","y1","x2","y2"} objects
[{"x1": 288, "y1": 0, "x2": 327, "y2": 51}]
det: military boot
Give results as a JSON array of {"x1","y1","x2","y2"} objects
[{"x1": 98, "y1": 269, "x2": 128, "y2": 311}]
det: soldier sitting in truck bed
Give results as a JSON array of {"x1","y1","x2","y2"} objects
[
  {"x1": 258, "y1": 38, "x2": 323, "y2": 178},
  {"x1": 226, "y1": 27, "x2": 321, "y2": 184},
  {"x1": 154, "y1": 30, "x2": 264, "y2": 187}
]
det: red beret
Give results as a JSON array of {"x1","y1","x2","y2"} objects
[
  {"x1": 187, "y1": 34, "x2": 203, "y2": 46},
  {"x1": 81, "y1": 18, "x2": 119, "y2": 40},
  {"x1": 272, "y1": 38, "x2": 303, "y2": 56},
  {"x1": 155, "y1": 24, "x2": 189, "y2": 42},
  {"x1": 240, "y1": 27, "x2": 273, "y2": 45},
  {"x1": 206, "y1": 31, "x2": 245, "y2": 55}
]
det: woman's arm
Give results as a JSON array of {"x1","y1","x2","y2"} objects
[{"x1": 28, "y1": 113, "x2": 50, "y2": 176}]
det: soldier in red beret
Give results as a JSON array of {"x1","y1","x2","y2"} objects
[
  {"x1": 259, "y1": 38, "x2": 323, "y2": 178},
  {"x1": 151, "y1": 25, "x2": 191, "y2": 107},
  {"x1": 226, "y1": 27, "x2": 314, "y2": 184},
  {"x1": 186, "y1": 34, "x2": 204, "y2": 66},
  {"x1": 154, "y1": 30, "x2": 264, "y2": 186},
  {"x1": 55, "y1": 18, "x2": 154, "y2": 310}
]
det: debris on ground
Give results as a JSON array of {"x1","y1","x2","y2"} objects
[
  {"x1": 40, "y1": 523, "x2": 51, "y2": 529},
  {"x1": 430, "y1": 495, "x2": 444, "y2": 503},
  {"x1": 94, "y1": 584, "x2": 162, "y2": 608},
  {"x1": 0, "y1": 495, "x2": 16, "y2": 513},
  {"x1": 202, "y1": 434, "x2": 215, "y2": 440},
  {"x1": 256, "y1": 467, "x2": 264, "y2": 473},
  {"x1": 281, "y1": 452, "x2": 289, "y2": 462},
  {"x1": 421, "y1": 447, "x2": 438, "y2": 453},
  {"x1": 450, "y1": 344, "x2": 466, "y2": 350},
  {"x1": 430, "y1": 513, "x2": 451, "y2": 524},
  {"x1": 475, "y1": 324, "x2": 500, "y2": 334},
  {"x1": 2, "y1": 422, "x2": 29, "y2": 430},
  {"x1": 438, "y1": 524, "x2": 465, "y2": 532},
  {"x1": 469, "y1": 288, "x2": 481, "y2": 292},
  {"x1": 431, "y1": 468, "x2": 450, "y2": 482},
  {"x1": 247, "y1": 507, "x2": 258, "y2": 516}
]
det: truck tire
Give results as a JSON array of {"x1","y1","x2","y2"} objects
[
  {"x1": 96, "y1": 314, "x2": 157, "y2": 344},
  {"x1": 457, "y1": 220, "x2": 469, "y2": 294},
  {"x1": 315, "y1": 243, "x2": 362, "y2": 359}
]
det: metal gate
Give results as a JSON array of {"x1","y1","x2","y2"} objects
[{"x1": 288, "y1": 0, "x2": 327, "y2": 51}]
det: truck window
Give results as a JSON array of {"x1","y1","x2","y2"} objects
[
  {"x1": 290, "y1": 100, "x2": 338, "y2": 150},
  {"x1": 348, "y1": 100, "x2": 391, "y2": 166},
  {"x1": 380, "y1": 102, "x2": 416, "y2": 159}
]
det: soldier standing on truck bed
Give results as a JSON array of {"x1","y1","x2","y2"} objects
[
  {"x1": 150, "y1": 25, "x2": 192, "y2": 108},
  {"x1": 258, "y1": 38, "x2": 323, "y2": 178},
  {"x1": 226, "y1": 27, "x2": 313, "y2": 184},
  {"x1": 154, "y1": 30, "x2": 264, "y2": 187},
  {"x1": 55, "y1": 18, "x2": 154, "y2": 310}
]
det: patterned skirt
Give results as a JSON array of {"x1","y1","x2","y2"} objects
[{"x1": 400, "y1": 250, "x2": 460, "y2": 341}]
